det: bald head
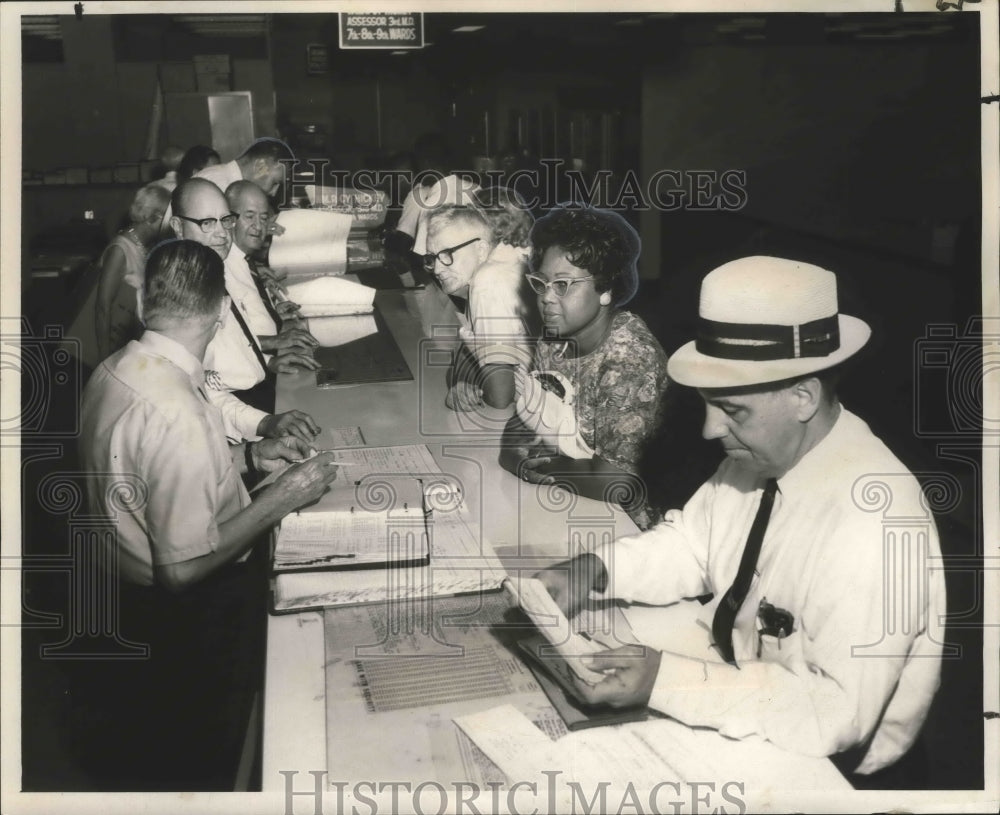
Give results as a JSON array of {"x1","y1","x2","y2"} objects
[
  {"x1": 170, "y1": 178, "x2": 233, "y2": 260},
  {"x1": 226, "y1": 180, "x2": 271, "y2": 254}
]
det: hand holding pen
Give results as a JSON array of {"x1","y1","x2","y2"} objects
[{"x1": 271, "y1": 451, "x2": 343, "y2": 506}]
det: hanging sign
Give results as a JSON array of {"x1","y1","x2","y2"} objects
[{"x1": 339, "y1": 12, "x2": 424, "y2": 49}]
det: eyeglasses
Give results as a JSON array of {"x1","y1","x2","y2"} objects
[
  {"x1": 175, "y1": 213, "x2": 238, "y2": 233},
  {"x1": 422, "y1": 237, "x2": 481, "y2": 272},
  {"x1": 525, "y1": 274, "x2": 595, "y2": 298}
]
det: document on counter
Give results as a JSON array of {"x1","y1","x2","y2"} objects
[
  {"x1": 271, "y1": 444, "x2": 506, "y2": 612},
  {"x1": 453, "y1": 704, "x2": 672, "y2": 792},
  {"x1": 269, "y1": 208, "x2": 353, "y2": 277},
  {"x1": 285, "y1": 275, "x2": 376, "y2": 318},
  {"x1": 504, "y1": 577, "x2": 607, "y2": 684},
  {"x1": 454, "y1": 705, "x2": 852, "y2": 794},
  {"x1": 322, "y1": 592, "x2": 566, "y2": 786},
  {"x1": 273, "y1": 476, "x2": 428, "y2": 573},
  {"x1": 272, "y1": 510, "x2": 505, "y2": 611},
  {"x1": 307, "y1": 313, "x2": 379, "y2": 347},
  {"x1": 324, "y1": 426, "x2": 365, "y2": 448}
]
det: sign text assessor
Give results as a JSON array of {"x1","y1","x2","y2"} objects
[{"x1": 339, "y1": 13, "x2": 424, "y2": 49}]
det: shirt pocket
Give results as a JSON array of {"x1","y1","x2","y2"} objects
[{"x1": 754, "y1": 598, "x2": 802, "y2": 664}]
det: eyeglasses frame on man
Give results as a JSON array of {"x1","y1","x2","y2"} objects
[
  {"x1": 175, "y1": 212, "x2": 239, "y2": 233},
  {"x1": 422, "y1": 237, "x2": 481, "y2": 272}
]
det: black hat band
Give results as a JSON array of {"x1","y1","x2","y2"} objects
[{"x1": 696, "y1": 315, "x2": 840, "y2": 361}]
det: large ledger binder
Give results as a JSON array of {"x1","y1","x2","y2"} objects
[
  {"x1": 273, "y1": 475, "x2": 429, "y2": 573},
  {"x1": 270, "y1": 444, "x2": 506, "y2": 613}
]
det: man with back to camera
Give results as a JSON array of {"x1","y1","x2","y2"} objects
[
  {"x1": 532, "y1": 256, "x2": 946, "y2": 787},
  {"x1": 169, "y1": 178, "x2": 318, "y2": 442},
  {"x1": 77, "y1": 239, "x2": 343, "y2": 788}
]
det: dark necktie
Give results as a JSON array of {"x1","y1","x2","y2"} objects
[
  {"x1": 711, "y1": 478, "x2": 779, "y2": 666},
  {"x1": 245, "y1": 254, "x2": 283, "y2": 328},
  {"x1": 229, "y1": 299, "x2": 268, "y2": 374}
]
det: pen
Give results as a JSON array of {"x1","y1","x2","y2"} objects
[
  {"x1": 292, "y1": 448, "x2": 362, "y2": 464},
  {"x1": 291, "y1": 553, "x2": 357, "y2": 566},
  {"x1": 291, "y1": 457, "x2": 362, "y2": 465}
]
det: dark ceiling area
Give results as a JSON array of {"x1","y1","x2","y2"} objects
[{"x1": 23, "y1": 10, "x2": 979, "y2": 67}]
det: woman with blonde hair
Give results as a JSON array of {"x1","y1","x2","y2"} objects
[{"x1": 94, "y1": 183, "x2": 171, "y2": 359}]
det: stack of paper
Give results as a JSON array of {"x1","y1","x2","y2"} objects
[
  {"x1": 307, "y1": 314, "x2": 379, "y2": 347},
  {"x1": 284, "y1": 275, "x2": 376, "y2": 318},
  {"x1": 504, "y1": 578, "x2": 607, "y2": 684}
]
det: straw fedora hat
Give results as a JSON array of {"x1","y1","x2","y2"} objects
[{"x1": 667, "y1": 256, "x2": 871, "y2": 389}]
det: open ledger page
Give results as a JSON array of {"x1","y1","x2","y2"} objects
[
  {"x1": 272, "y1": 444, "x2": 506, "y2": 611},
  {"x1": 454, "y1": 704, "x2": 852, "y2": 798},
  {"x1": 273, "y1": 477, "x2": 427, "y2": 571}
]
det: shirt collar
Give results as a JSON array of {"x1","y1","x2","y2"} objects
[
  {"x1": 138, "y1": 330, "x2": 205, "y2": 392},
  {"x1": 225, "y1": 251, "x2": 251, "y2": 272},
  {"x1": 775, "y1": 405, "x2": 853, "y2": 500}
]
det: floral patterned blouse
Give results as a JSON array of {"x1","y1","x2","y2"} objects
[{"x1": 531, "y1": 310, "x2": 669, "y2": 527}]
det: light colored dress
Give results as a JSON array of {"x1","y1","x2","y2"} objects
[{"x1": 97, "y1": 231, "x2": 147, "y2": 357}]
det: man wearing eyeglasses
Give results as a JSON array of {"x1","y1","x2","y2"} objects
[
  {"x1": 169, "y1": 179, "x2": 320, "y2": 445},
  {"x1": 424, "y1": 205, "x2": 534, "y2": 410}
]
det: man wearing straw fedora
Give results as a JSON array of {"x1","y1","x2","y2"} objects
[{"x1": 534, "y1": 256, "x2": 946, "y2": 784}]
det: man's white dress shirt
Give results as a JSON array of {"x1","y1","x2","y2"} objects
[
  {"x1": 203, "y1": 253, "x2": 274, "y2": 441},
  {"x1": 594, "y1": 407, "x2": 946, "y2": 774}
]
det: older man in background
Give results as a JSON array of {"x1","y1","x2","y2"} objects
[{"x1": 224, "y1": 180, "x2": 318, "y2": 370}]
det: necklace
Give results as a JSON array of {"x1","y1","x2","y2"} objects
[{"x1": 124, "y1": 227, "x2": 148, "y2": 254}]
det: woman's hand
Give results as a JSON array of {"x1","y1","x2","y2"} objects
[{"x1": 518, "y1": 450, "x2": 557, "y2": 485}]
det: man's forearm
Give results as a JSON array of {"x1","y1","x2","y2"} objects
[{"x1": 156, "y1": 475, "x2": 302, "y2": 591}]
